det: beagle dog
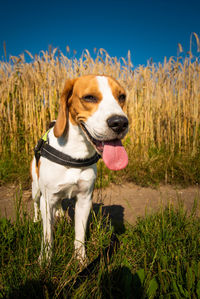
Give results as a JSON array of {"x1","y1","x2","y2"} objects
[{"x1": 31, "y1": 75, "x2": 129, "y2": 263}]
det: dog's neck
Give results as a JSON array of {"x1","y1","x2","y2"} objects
[{"x1": 49, "y1": 121, "x2": 96, "y2": 160}]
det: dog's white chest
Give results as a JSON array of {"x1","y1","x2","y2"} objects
[{"x1": 39, "y1": 158, "x2": 97, "y2": 201}]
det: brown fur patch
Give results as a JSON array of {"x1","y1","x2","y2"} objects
[
  {"x1": 54, "y1": 78, "x2": 77, "y2": 137},
  {"x1": 30, "y1": 158, "x2": 40, "y2": 180},
  {"x1": 36, "y1": 160, "x2": 41, "y2": 178},
  {"x1": 30, "y1": 159, "x2": 33, "y2": 182},
  {"x1": 68, "y1": 75, "x2": 103, "y2": 125},
  {"x1": 107, "y1": 77, "x2": 126, "y2": 109}
]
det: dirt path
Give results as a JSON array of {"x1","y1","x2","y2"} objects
[{"x1": 1, "y1": 183, "x2": 199, "y2": 225}]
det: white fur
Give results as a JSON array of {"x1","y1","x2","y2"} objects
[
  {"x1": 32, "y1": 123, "x2": 97, "y2": 262},
  {"x1": 31, "y1": 75, "x2": 128, "y2": 263}
]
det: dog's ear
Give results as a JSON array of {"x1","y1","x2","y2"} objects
[{"x1": 54, "y1": 78, "x2": 77, "y2": 138}]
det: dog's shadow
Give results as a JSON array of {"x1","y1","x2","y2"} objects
[
  {"x1": 6, "y1": 199, "x2": 126, "y2": 298},
  {"x1": 61, "y1": 197, "x2": 125, "y2": 234}
]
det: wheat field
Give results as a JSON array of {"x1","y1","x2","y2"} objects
[{"x1": 0, "y1": 35, "x2": 200, "y2": 184}]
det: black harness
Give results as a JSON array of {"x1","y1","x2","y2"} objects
[{"x1": 34, "y1": 130, "x2": 100, "y2": 168}]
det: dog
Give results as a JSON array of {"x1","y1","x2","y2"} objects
[{"x1": 31, "y1": 74, "x2": 129, "y2": 263}]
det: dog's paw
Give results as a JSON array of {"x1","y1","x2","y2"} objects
[
  {"x1": 38, "y1": 248, "x2": 52, "y2": 266},
  {"x1": 74, "y1": 243, "x2": 88, "y2": 266},
  {"x1": 55, "y1": 207, "x2": 65, "y2": 218},
  {"x1": 33, "y1": 216, "x2": 41, "y2": 223}
]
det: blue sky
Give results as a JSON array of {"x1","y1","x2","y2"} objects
[{"x1": 0, "y1": 0, "x2": 200, "y2": 67}]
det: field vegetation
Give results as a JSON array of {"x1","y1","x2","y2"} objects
[
  {"x1": 0, "y1": 192, "x2": 200, "y2": 298},
  {"x1": 1, "y1": 35, "x2": 200, "y2": 298},
  {"x1": 0, "y1": 33, "x2": 200, "y2": 186}
]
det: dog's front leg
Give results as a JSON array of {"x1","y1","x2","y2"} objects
[
  {"x1": 74, "y1": 193, "x2": 92, "y2": 263},
  {"x1": 39, "y1": 194, "x2": 54, "y2": 263}
]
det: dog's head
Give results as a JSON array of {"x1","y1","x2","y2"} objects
[{"x1": 54, "y1": 75, "x2": 129, "y2": 170}]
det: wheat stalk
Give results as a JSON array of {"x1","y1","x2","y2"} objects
[{"x1": 0, "y1": 39, "x2": 200, "y2": 161}]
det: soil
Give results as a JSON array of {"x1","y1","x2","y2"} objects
[{"x1": 0, "y1": 183, "x2": 199, "y2": 225}]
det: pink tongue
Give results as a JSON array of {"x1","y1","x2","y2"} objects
[{"x1": 102, "y1": 140, "x2": 128, "y2": 171}]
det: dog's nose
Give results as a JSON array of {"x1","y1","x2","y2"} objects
[{"x1": 107, "y1": 115, "x2": 128, "y2": 134}]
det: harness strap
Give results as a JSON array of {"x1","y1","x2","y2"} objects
[
  {"x1": 34, "y1": 128, "x2": 51, "y2": 167},
  {"x1": 34, "y1": 129, "x2": 100, "y2": 168},
  {"x1": 34, "y1": 138, "x2": 45, "y2": 167},
  {"x1": 41, "y1": 143, "x2": 100, "y2": 168}
]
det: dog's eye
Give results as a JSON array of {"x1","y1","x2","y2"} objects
[
  {"x1": 82, "y1": 95, "x2": 98, "y2": 103},
  {"x1": 118, "y1": 94, "x2": 126, "y2": 103}
]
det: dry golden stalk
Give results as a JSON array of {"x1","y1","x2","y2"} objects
[{"x1": 0, "y1": 43, "x2": 200, "y2": 161}]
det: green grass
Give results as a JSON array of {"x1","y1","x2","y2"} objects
[
  {"x1": 94, "y1": 143, "x2": 200, "y2": 188},
  {"x1": 0, "y1": 153, "x2": 31, "y2": 187},
  {"x1": 0, "y1": 192, "x2": 200, "y2": 298},
  {"x1": 2, "y1": 141, "x2": 200, "y2": 188}
]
